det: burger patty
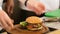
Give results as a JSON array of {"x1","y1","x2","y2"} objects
[{"x1": 27, "y1": 23, "x2": 41, "y2": 28}]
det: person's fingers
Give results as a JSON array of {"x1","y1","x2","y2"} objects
[
  {"x1": 0, "y1": 18, "x2": 9, "y2": 29},
  {"x1": 32, "y1": 5, "x2": 43, "y2": 15},
  {"x1": 36, "y1": 3, "x2": 45, "y2": 15},
  {"x1": 35, "y1": 6, "x2": 44, "y2": 15},
  {"x1": 33, "y1": 7, "x2": 40, "y2": 15},
  {"x1": 27, "y1": 2, "x2": 45, "y2": 15},
  {"x1": 5, "y1": 6, "x2": 10, "y2": 14},
  {"x1": 27, "y1": 4, "x2": 34, "y2": 11},
  {"x1": 3, "y1": 12, "x2": 14, "y2": 29},
  {"x1": 5, "y1": 18, "x2": 13, "y2": 29},
  {"x1": 9, "y1": 6, "x2": 13, "y2": 14},
  {"x1": 7, "y1": 7, "x2": 10, "y2": 14},
  {"x1": 8, "y1": 5, "x2": 14, "y2": 15},
  {"x1": 38, "y1": 3, "x2": 45, "y2": 11},
  {"x1": 5, "y1": 4, "x2": 13, "y2": 15},
  {"x1": 27, "y1": 4, "x2": 40, "y2": 15},
  {"x1": 11, "y1": 19, "x2": 14, "y2": 24},
  {"x1": 6, "y1": 6, "x2": 12, "y2": 15},
  {"x1": 0, "y1": 10, "x2": 14, "y2": 30},
  {"x1": 0, "y1": 22, "x2": 3, "y2": 28}
]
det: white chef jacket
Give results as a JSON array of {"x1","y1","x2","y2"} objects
[
  {"x1": 0, "y1": 0, "x2": 3, "y2": 10},
  {"x1": 19, "y1": 0, "x2": 60, "y2": 12}
]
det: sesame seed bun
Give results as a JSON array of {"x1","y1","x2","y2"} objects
[{"x1": 26, "y1": 16, "x2": 42, "y2": 24}]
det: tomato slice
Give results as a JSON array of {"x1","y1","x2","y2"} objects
[{"x1": 27, "y1": 25, "x2": 33, "y2": 29}]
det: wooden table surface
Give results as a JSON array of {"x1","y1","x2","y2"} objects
[
  {"x1": 47, "y1": 30, "x2": 60, "y2": 34},
  {"x1": 7, "y1": 24, "x2": 49, "y2": 34}
]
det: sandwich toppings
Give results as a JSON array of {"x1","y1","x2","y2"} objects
[{"x1": 20, "y1": 16, "x2": 43, "y2": 30}]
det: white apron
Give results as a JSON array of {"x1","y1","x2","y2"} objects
[
  {"x1": 40, "y1": 0, "x2": 59, "y2": 11},
  {"x1": 0, "y1": 0, "x2": 3, "y2": 30}
]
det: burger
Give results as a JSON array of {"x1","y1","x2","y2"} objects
[{"x1": 20, "y1": 16, "x2": 43, "y2": 30}]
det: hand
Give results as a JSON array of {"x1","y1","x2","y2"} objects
[
  {"x1": 26, "y1": 0, "x2": 45, "y2": 15},
  {"x1": 0, "y1": 10, "x2": 14, "y2": 30},
  {"x1": 5, "y1": 0, "x2": 14, "y2": 15}
]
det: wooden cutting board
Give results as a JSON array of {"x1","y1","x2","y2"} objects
[{"x1": 6, "y1": 24, "x2": 49, "y2": 34}]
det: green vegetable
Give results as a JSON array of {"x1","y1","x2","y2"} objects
[
  {"x1": 20, "y1": 21, "x2": 27, "y2": 27},
  {"x1": 38, "y1": 24, "x2": 41, "y2": 27}
]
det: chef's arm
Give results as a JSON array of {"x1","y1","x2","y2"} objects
[{"x1": 5, "y1": 0, "x2": 14, "y2": 15}]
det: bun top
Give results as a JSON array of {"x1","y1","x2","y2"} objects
[{"x1": 26, "y1": 16, "x2": 42, "y2": 24}]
